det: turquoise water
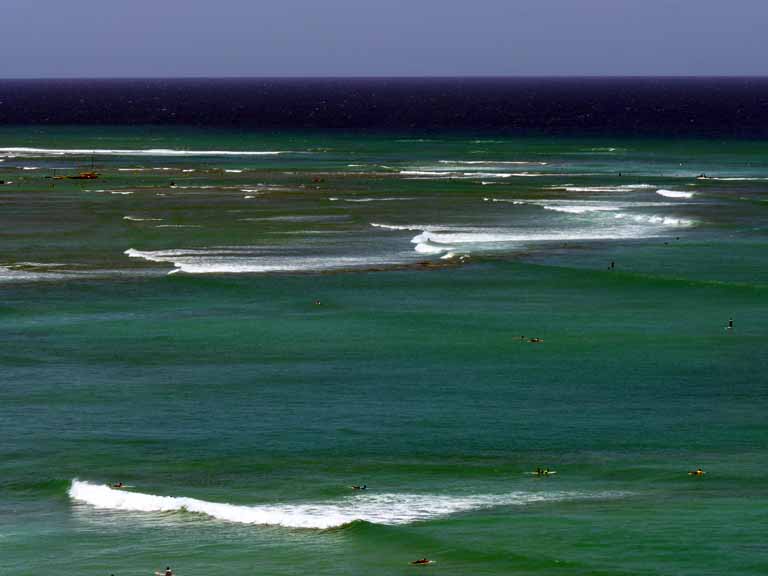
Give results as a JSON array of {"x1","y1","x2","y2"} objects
[{"x1": 1, "y1": 129, "x2": 767, "y2": 575}]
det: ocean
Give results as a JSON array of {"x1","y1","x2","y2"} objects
[{"x1": 1, "y1": 79, "x2": 767, "y2": 576}]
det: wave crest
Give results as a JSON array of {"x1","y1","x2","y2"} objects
[{"x1": 68, "y1": 480, "x2": 621, "y2": 529}]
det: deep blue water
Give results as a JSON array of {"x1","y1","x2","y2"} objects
[{"x1": 2, "y1": 77, "x2": 768, "y2": 136}]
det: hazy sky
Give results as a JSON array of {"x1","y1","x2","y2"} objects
[{"x1": 2, "y1": 0, "x2": 766, "y2": 78}]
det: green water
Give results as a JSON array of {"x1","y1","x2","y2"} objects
[{"x1": 1, "y1": 128, "x2": 767, "y2": 575}]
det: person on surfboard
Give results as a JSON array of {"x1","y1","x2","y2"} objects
[{"x1": 411, "y1": 558, "x2": 432, "y2": 565}]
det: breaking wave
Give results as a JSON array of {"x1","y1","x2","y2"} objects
[
  {"x1": 68, "y1": 480, "x2": 621, "y2": 530},
  {"x1": 123, "y1": 216, "x2": 164, "y2": 222},
  {"x1": 437, "y1": 160, "x2": 548, "y2": 166},
  {"x1": 549, "y1": 184, "x2": 655, "y2": 192},
  {"x1": 328, "y1": 197, "x2": 416, "y2": 203},
  {"x1": 0, "y1": 147, "x2": 292, "y2": 157},
  {"x1": 656, "y1": 189, "x2": 694, "y2": 199},
  {"x1": 124, "y1": 247, "x2": 402, "y2": 274},
  {"x1": 542, "y1": 205, "x2": 621, "y2": 214}
]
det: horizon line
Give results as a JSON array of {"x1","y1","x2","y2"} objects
[{"x1": 2, "y1": 74, "x2": 768, "y2": 82}]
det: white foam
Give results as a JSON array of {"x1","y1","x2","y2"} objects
[
  {"x1": 542, "y1": 205, "x2": 620, "y2": 214},
  {"x1": 155, "y1": 224, "x2": 202, "y2": 229},
  {"x1": 413, "y1": 237, "x2": 455, "y2": 255},
  {"x1": 483, "y1": 198, "x2": 526, "y2": 204},
  {"x1": 124, "y1": 248, "x2": 400, "y2": 274},
  {"x1": 656, "y1": 189, "x2": 694, "y2": 199},
  {"x1": 0, "y1": 147, "x2": 291, "y2": 157},
  {"x1": 703, "y1": 177, "x2": 768, "y2": 181},
  {"x1": 329, "y1": 197, "x2": 415, "y2": 203},
  {"x1": 613, "y1": 213, "x2": 694, "y2": 226},
  {"x1": 22, "y1": 166, "x2": 39, "y2": 170},
  {"x1": 225, "y1": 169, "x2": 244, "y2": 173},
  {"x1": 437, "y1": 160, "x2": 548, "y2": 166},
  {"x1": 370, "y1": 222, "x2": 447, "y2": 232},
  {"x1": 401, "y1": 170, "x2": 588, "y2": 179},
  {"x1": 68, "y1": 480, "x2": 618, "y2": 529},
  {"x1": 554, "y1": 184, "x2": 655, "y2": 192},
  {"x1": 407, "y1": 215, "x2": 692, "y2": 249},
  {"x1": 399, "y1": 170, "x2": 449, "y2": 177},
  {"x1": 123, "y1": 216, "x2": 163, "y2": 222}
]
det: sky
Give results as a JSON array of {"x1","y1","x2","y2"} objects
[{"x1": 1, "y1": 0, "x2": 766, "y2": 78}]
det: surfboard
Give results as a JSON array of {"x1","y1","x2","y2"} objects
[{"x1": 410, "y1": 560, "x2": 435, "y2": 565}]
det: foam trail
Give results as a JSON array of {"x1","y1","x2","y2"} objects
[
  {"x1": 555, "y1": 185, "x2": 655, "y2": 192},
  {"x1": 124, "y1": 248, "x2": 402, "y2": 274},
  {"x1": 123, "y1": 216, "x2": 164, "y2": 222},
  {"x1": 483, "y1": 198, "x2": 526, "y2": 204},
  {"x1": 370, "y1": 222, "x2": 452, "y2": 232},
  {"x1": 542, "y1": 205, "x2": 620, "y2": 214},
  {"x1": 437, "y1": 160, "x2": 548, "y2": 166},
  {"x1": 613, "y1": 213, "x2": 694, "y2": 226},
  {"x1": 656, "y1": 189, "x2": 694, "y2": 199},
  {"x1": 0, "y1": 148, "x2": 292, "y2": 157},
  {"x1": 702, "y1": 176, "x2": 768, "y2": 181},
  {"x1": 68, "y1": 480, "x2": 620, "y2": 529},
  {"x1": 329, "y1": 197, "x2": 415, "y2": 203}
]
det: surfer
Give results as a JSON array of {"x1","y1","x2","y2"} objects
[
  {"x1": 726, "y1": 318, "x2": 734, "y2": 330},
  {"x1": 351, "y1": 484, "x2": 367, "y2": 490},
  {"x1": 411, "y1": 558, "x2": 431, "y2": 565},
  {"x1": 112, "y1": 482, "x2": 124, "y2": 489},
  {"x1": 529, "y1": 337, "x2": 543, "y2": 343},
  {"x1": 688, "y1": 468, "x2": 705, "y2": 476}
]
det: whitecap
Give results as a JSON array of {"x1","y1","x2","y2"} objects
[
  {"x1": 542, "y1": 205, "x2": 621, "y2": 214},
  {"x1": 0, "y1": 147, "x2": 292, "y2": 157},
  {"x1": 329, "y1": 197, "x2": 415, "y2": 203},
  {"x1": 437, "y1": 160, "x2": 548, "y2": 166},
  {"x1": 656, "y1": 189, "x2": 694, "y2": 199},
  {"x1": 68, "y1": 480, "x2": 621, "y2": 530},
  {"x1": 123, "y1": 216, "x2": 163, "y2": 222},
  {"x1": 124, "y1": 248, "x2": 401, "y2": 274}
]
